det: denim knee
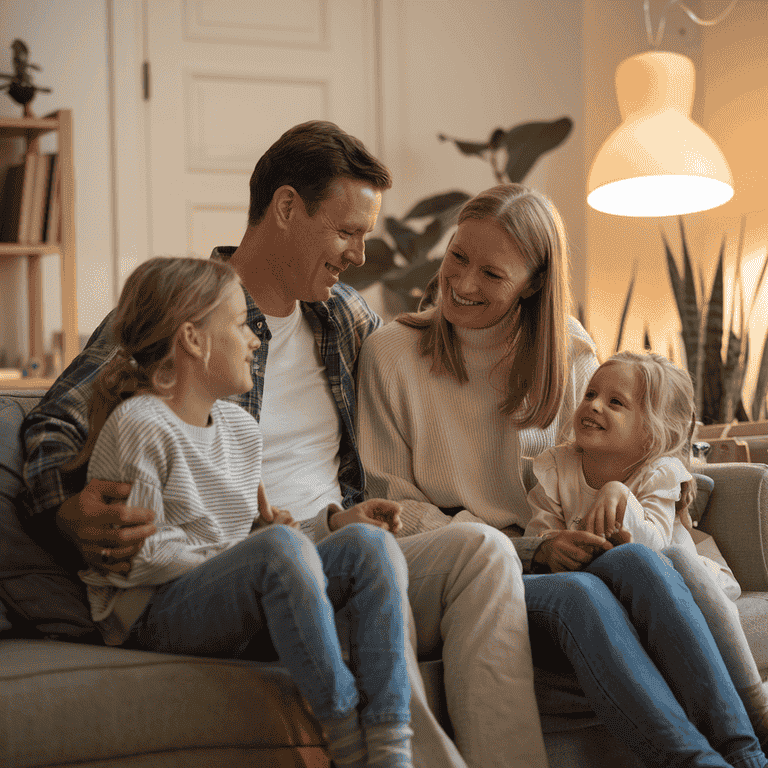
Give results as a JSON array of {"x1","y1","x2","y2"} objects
[
  {"x1": 245, "y1": 525, "x2": 324, "y2": 584},
  {"x1": 331, "y1": 523, "x2": 408, "y2": 586}
]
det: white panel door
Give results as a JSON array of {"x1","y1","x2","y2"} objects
[{"x1": 145, "y1": 0, "x2": 377, "y2": 258}]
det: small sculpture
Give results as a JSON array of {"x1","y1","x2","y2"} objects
[{"x1": 0, "y1": 39, "x2": 52, "y2": 114}]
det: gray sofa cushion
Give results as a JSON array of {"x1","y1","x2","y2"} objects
[{"x1": 0, "y1": 394, "x2": 97, "y2": 639}]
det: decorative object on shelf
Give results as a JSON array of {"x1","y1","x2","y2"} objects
[
  {"x1": 0, "y1": 40, "x2": 52, "y2": 116},
  {"x1": 344, "y1": 117, "x2": 573, "y2": 313},
  {"x1": 587, "y1": 0, "x2": 738, "y2": 217},
  {"x1": 21, "y1": 357, "x2": 41, "y2": 378}
]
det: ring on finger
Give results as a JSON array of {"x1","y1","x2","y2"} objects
[{"x1": 100, "y1": 548, "x2": 110, "y2": 565}]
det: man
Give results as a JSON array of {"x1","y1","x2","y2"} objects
[{"x1": 22, "y1": 121, "x2": 548, "y2": 768}]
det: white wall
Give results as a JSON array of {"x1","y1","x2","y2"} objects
[
  {"x1": 379, "y1": 0, "x2": 586, "y2": 312},
  {"x1": 0, "y1": 0, "x2": 113, "y2": 363}
]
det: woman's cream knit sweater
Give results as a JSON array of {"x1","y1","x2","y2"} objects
[{"x1": 357, "y1": 314, "x2": 598, "y2": 546}]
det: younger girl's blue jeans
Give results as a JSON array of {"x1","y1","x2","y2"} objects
[
  {"x1": 525, "y1": 543, "x2": 767, "y2": 768},
  {"x1": 128, "y1": 522, "x2": 411, "y2": 728}
]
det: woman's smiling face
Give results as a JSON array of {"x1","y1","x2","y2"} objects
[{"x1": 439, "y1": 218, "x2": 538, "y2": 330}]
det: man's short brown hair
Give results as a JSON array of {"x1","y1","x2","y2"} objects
[{"x1": 247, "y1": 120, "x2": 392, "y2": 225}]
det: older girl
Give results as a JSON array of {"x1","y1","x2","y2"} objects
[
  {"x1": 69, "y1": 256, "x2": 412, "y2": 768},
  {"x1": 526, "y1": 350, "x2": 768, "y2": 747},
  {"x1": 358, "y1": 183, "x2": 768, "y2": 768}
]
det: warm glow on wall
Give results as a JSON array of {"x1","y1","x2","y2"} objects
[{"x1": 587, "y1": 51, "x2": 734, "y2": 217}]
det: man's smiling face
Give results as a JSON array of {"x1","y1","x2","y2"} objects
[{"x1": 285, "y1": 177, "x2": 382, "y2": 303}]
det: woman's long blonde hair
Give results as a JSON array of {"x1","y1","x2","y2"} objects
[
  {"x1": 66, "y1": 256, "x2": 239, "y2": 471},
  {"x1": 398, "y1": 183, "x2": 570, "y2": 429}
]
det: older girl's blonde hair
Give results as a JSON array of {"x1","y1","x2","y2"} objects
[
  {"x1": 599, "y1": 351, "x2": 696, "y2": 478},
  {"x1": 66, "y1": 256, "x2": 240, "y2": 471},
  {"x1": 398, "y1": 183, "x2": 570, "y2": 429}
]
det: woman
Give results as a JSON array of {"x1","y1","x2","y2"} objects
[{"x1": 357, "y1": 183, "x2": 768, "y2": 768}]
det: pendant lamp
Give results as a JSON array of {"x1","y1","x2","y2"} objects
[{"x1": 587, "y1": 51, "x2": 734, "y2": 217}]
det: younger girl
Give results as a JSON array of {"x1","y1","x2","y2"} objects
[
  {"x1": 68, "y1": 256, "x2": 412, "y2": 768},
  {"x1": 525, "y1": 350, "x2": 768, "y2": 748}
]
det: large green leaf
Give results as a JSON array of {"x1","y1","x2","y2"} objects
[
  {"x1": 701, "y1": 237, "x2": 726, "y2": 423},
  {"x1": 384, "y1": 217, "x2": 419, "y2": 261},
  {"x1": 663, "y1": 224, "x2": 699, "y2": 384},
  {"x1": 403, "y1": 191, "x2": 471, "y2": 221},
  {"x1": 614, "y1": 260, "x2": 637, "y2": 353},
  {"x1": 752, "y1": 328, "x2": 768, "y2": 421},
  {"x1": 502, "y1": 117, "x2": 573, "y2": 182},
  {"x1": 381, "y1": 254, "x2": 443, "y2": 298},
  {"x1": 343, "y1": 237, "x2": 396, "y2": 291},
  {"x1": 437, "y1": 133, "x2": 489, "y2": 157}
]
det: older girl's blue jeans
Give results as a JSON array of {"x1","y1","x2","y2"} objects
[
  {"x1": 128, "y1": 523, "x2": 410, "y2": 728},
  {"x1": 525, "y1": 543, "x2": 766, "y2": 768}
]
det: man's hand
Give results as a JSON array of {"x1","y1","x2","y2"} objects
[
  {"x1": 57, "y1": 479, "x2": 156, "y2": 576},
  {"x1": 329, "y1": 499, "x2": 403, "y2": 534},
  {"x1": 251, "y1": 484, "x2": 299, "y2": 531},
  {"x1": 533, "y1": 530, "x2": 612, "y2": 573}
]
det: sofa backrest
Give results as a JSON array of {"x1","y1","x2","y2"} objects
[{"x1": 0, "y1": 392, "x2": 99, "y2": 640}]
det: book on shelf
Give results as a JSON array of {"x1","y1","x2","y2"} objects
[
  {"x1": 45, "y1": 152, "x2": 60, "y2": 244},
  {"x1": 16, "y1": 152, "x2": 37, "y2": 244},
  {"x1": 41, "y1": 153, "x2": 58, "y2": 244},
  {"x1": 29, "y1": 153, "x2": 53, "y2": 245},
  {"x1": 0, "y1": 163, "x2": 23, "y2": 242},
  {"x1": 0, "y1": 368, "x2": 22, "y2": 380}
]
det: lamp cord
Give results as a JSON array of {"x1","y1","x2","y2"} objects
[{"x1": 644, "y1": 0, "x2": 739, "y2": 48}]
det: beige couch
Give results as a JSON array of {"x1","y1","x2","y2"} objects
[{"x1": 2, "y1": 391, "x2": 768, "y2": 768}]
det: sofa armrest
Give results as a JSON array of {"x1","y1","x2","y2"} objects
[{"x1": 695, "y1": 463, "x2": 768, "y2": 592}]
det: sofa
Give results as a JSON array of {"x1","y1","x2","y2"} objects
[{"x1": 2, "y1": 390, "x2": 768, "y2": 768}]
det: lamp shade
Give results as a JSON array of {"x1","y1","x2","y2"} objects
[{"x1": 587, "y1": 51, "x2": 734, "y2": 217}]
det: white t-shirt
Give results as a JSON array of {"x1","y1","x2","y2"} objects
[{"x1": 259, "y1": 304, "x2": 344, "y2": 520}]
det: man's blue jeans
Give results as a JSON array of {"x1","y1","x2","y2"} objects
[
  {"x1": 525, "y1": 544, "x2": 766, "y2": 768},
  {"x1": 129, "y1": 523, "x2": 410, "y2": 727}
]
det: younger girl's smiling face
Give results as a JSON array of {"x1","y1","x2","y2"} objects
[
  {"x1": 574, "y1": 361, "x2": 648, "y2": 465},
  {"x1": 439, "y1": 218, "x2": 538, "y2": 330}
]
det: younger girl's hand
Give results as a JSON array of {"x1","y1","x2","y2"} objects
[
  {"x1": 534, "y1": 530, "x2": 612, "y2": 573},
  {"x1": 577, "y1": 481, "x2": 629, "y2": 539},
  {"x1": 329, "y1": 499, "x2": 403, "y2": 533}
]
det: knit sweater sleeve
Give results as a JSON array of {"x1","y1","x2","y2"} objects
[{"x1": 357, "y1": 329, "x2": 480, "y2": 536}]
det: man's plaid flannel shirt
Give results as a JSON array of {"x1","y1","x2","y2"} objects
[{"x1": 21, "y1": 246, "x2": 382, "y2": 532}]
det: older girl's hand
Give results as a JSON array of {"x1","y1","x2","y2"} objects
[
  {"x1": 533, "y1": 530, "x2": 612, "y2": 573},
  {"x1": 329, "y1": 499, "x2": 403, "y2": 533},
  {"x1": 252, "y1": 484, "x2": 299, "y2": 531}
]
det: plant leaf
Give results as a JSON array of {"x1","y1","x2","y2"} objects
[
  {"x1": 437, "y1": 133, "x2": 489, "y2": 157},
  {"x1": 502, "y1": 117, "x2": 573, "y2": 182},
  {"x1": 343, "y1": 237, "x2": 396, "y2": 290},
  {"x1": 643, "y1": 325, "x2": 652, "y2": 352},
  {"x1": 614, "y1": 260, "x2": 638, "y2": 353},
  {"x1": 488, "y1": 128, "x2": 506, "y2": 149},
  {"x1": 381, "y1": 254, "x2": 443, "y2": 298},
  {"x1": 753, "y1": 327, "x2": 768, "y2": 421},
  {"x1": 747, "y1": 248, "x2": 768, "y2": 326},
  {"x1": 679, "y1": 218, "x2": 700, "y2": 384},
  {"x1": 384, "y1": 217, "x2": 419, "y2": 261},
  {"x1": 403, "y1": 191, "x2": 471, "y2": 221},
  {"x1": 412, "y1": 218, "x2": 444, "y2": 261},
  {"x1": 701, "y1": 236, "x2": 726, "y2": 424},
  {"x1": 722, "y1": 327, "x2": 744, "y2": 423}
]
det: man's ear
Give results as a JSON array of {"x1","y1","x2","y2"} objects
[
  {"x1": 272, "y1": 185, "x2": 299, "y2": 230},
  {"x1": 176, "y1": 321, "x2": 208, "y2": 361}
]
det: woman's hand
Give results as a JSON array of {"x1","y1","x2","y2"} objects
[
  {"x1": 533, "y1": 530, "x2": 612, "y2": 573},
  {"x1": 577, "y1": 481, "x2": 629, "y2": 539},
  {"x1": 329, "y1": 499, "x2": 403, "y2": 534},
  {"x1": 252, "y1": 484, "x2": 299, "y2": 531}
]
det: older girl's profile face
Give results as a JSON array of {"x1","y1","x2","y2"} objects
[{"x1": 439, "y1": 218, "x2": 538, "y2": 330}]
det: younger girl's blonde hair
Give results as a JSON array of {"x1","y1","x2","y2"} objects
[
  {"x1": 598, "y1": 351, "x2": 697, "y2": 480},
  {"x1": 66, "y1": 256, "x2": 240, "y2": 471},
  {"x1": 398, "y1": 183, "x2": 570, "y2": 429}
]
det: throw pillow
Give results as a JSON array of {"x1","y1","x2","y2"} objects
[{"x1": 0, "y1": 395, "x2": 99, "y2": 639}]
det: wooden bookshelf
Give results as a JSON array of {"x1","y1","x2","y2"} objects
[{"x1": 0, "y1": 109, "x2": 76, "y2": 393}]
